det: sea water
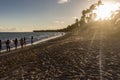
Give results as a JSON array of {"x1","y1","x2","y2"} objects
[{"x1": 0, "y1": 32, "x2": 63, "y2": 51}]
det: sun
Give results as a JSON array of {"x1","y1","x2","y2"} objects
[{"x1": 94, "y1": 2, "x2": 120, "y2": 20}]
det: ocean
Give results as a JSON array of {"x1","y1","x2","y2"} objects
[{"x1": 0, "y1": 32, "x2": 63, "y2": 51}]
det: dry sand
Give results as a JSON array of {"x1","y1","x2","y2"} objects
[{"x1": 0, "y1": 31, "x2": 120, "y2": 80}]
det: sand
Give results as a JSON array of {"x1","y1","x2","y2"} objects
[{"x1": 0, "y1": 30, "x2": 120, "y2": 80}]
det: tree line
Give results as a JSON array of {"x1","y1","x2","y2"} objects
[{"x1": 34, "y1": 0, "x2": 120, "y2": 32}]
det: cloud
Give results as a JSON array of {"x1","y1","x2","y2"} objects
[
  {"x1": 73, "y1": 17, "x2": 79, "y2": 19},
  {"x1": 54, "y1": 20, "x2": 64, "y2": 24},
  {"x1": 0, "y1": 27, "x2": 17, "y2": 32},
  {"x1": 58, "y1": 0, "x2": 70, "y2": 4},
  {"x1": 0, "y1": 25, "x2": 17, "y2": 32}
]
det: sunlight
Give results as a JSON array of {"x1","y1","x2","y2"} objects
[{"x1": 94, "y1": 2, "x2": 120, "y2": 20}]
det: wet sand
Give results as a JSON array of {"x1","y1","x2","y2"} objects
[{"x1": 0, "y1": 30, "x2": 120, "y2": 80}]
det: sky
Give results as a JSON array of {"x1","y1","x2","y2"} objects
[{"x1": 0, "y1": 0, "x2": 119, "y2": 32}]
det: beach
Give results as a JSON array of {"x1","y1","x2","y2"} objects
[
  {"x1": 0, "y1": 0, "x2": 120, "y2": 79},
  {"x1": 0, "y1": 29, "x2": 120, "y2": 80}
]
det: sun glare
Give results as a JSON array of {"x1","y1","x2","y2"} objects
[{"x1": 94, "y1": 2, "x2": 120, "y2": 20}]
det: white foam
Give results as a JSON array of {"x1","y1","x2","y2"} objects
[{"x1": 0, "y1": 33, "x2": 65, "y2": 53}]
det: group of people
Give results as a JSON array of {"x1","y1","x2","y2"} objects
[{"x1": 0, "y1": 36, "x2": 33, "y2": 52}]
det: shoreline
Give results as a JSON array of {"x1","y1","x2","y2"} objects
[
  {"x1": 0, "y1": 30, "x2": 119, "y2": 79},
  {"x1": 0, "y1": 33, "x2": 66, "y2": 55}
]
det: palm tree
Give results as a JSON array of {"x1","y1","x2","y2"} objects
[{"x1": 98, "y1": 0, "x2": 102, "y2": 6}]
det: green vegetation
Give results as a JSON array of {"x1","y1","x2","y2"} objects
[{"x1": 34, "y1": 0, "x2": 120, "y2": 33}]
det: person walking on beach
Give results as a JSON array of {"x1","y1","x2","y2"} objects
[
  {"x1": 24, "y1": 37, "x2": 26, "y2": 46},
  {"x1": 0, "y1": 40, "x2": 2, "y2": 52},
  {"x1": 20, "y1": 38, "x2": 24, "y2": 48},
  {"x1": 31, "y1": 36, "x2": 33, "y2": 45},
  {"x1": 14, "y1": 38, "x2": 18, "y2": 49},
  {"x1": 6, "y1": 40, "x2": 10, "y2": 52}
]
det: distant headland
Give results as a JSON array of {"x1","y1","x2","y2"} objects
[
  {"x1": 33, "y1": 22, "x2": 79, "y2": 32},
  {"x1": 33, "y1": 29, "x2": 65, "y2": 32}
]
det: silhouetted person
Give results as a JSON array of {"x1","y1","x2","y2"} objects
[
  {"x1": 14, "y1": 38, "x2": 18, "y2": 49},
  {"x1": 20, "y1": 38, "x2": 24, "y2": 48},
  {"x1": 0, "y1": 40, "x2": 2, "y2": 51},
  {"x1": 24, "y1": 37, "x2": 26, "y2": 46},
  {"x1": 6, "y1": 40, "x2": 10, "y2": 52},
  {"x1": 31, "y1": 36, "x2": 33, "y2": 45}
]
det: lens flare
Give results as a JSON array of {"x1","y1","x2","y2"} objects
[{"x1": 94, "y1": 3, "x2": 120, "y2": 20}]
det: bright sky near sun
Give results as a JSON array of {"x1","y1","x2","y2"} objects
[{"x1": 0, "y1": 0, "x2": 119, "y2": 32}]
